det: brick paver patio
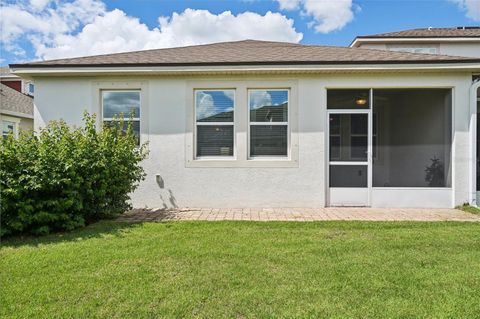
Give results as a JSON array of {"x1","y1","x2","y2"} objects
[{"x1": 117, "y1": 207, "x2": 480, "y2": 222}]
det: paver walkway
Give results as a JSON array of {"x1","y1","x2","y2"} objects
[{"x1": 117, "y1": 207, "x2": 480, "y2": 222}]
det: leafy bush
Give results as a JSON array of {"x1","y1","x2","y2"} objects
[{"x1": 0, "y1": 112, "x2": 148, "y2": 237}]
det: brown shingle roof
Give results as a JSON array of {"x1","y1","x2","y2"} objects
[
  {"x1": 357, "y1": 27, "x2": 480, "y2": 38},
  {"x1": 10, "y1": 40, "x2": 480, "y2": 68},
  {"x1": 0, "y1": 83, "x2": 33, "y2": 117}
]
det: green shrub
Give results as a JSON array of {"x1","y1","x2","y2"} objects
[{"x1": 0, "y1": 112, "x2": 148, "y2": 237}]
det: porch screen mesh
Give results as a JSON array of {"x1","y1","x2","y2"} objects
[{"x1": 372, "y1": 89, "x2": 452, "y2": 187}]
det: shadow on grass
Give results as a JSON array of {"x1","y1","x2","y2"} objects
[
  {"x1": 1, "y1": 220, "x2": 145, "y2": 249},
  {"x1": 3, "y1": 213, "x2": 478, "y2": 249}
]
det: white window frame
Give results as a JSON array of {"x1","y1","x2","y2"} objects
[
  {"x1": 185, "y1": 80, "x2": 298, "y2": 168},
  {"x1": 194, "y1": 89, "x2": 236, "y2": 159},
  {"x1": 92, "y1": 81, "x2": 148, "y2": 147},
  {"x1": 248, "y1": 89, "x2": 290, "y2": 159},
  {"x1": 101, "y1": 89, "x2": 141, "y2": 144},
  {"x1": 2, "y1": 117, "x2": 19, "y2": 139},
  {"x1": 21, "y1": 81, "x2": 34, "y2": 96},
  {"x1": 101, "y1": 89, "x2": 141, "y2": 122}
]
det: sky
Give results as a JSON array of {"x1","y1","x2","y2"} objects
[{"x1": 1, "y1": 0, "x2": 479, "y2": 66}]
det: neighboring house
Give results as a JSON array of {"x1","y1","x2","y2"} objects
[
  {"x1": 0, "y1": 68, "x2": 34, "y2": 138},
  {"x1": 350, "y1": 27, "x2": 480, "y2": 57},
  {"x1": 1, "y1": 67, "x2": 35, "y2": 96},
  {"x1": 10, "y1": 39, "x2": 480, "y2": 208}
]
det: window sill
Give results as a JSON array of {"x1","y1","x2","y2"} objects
[
  {"x1": 186, "y1": 158, "x2": 299, "y2": 168},
  {"x1": 372, "y1": 187, "x2": 452, "y2": 190},
  {"x1": 249, "y1": 156, "x2": 290, "y2": 160}
]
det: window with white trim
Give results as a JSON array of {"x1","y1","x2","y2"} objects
[
  {"x1": 101, "y1": 90, "x2": 141, "y2": 144},
  {"x1": 195, "y1": 90, "x2": 235, "y2": 157},
  {"x1": 2, "y1": 120, "x2": 17, "y2": 139},
  {"x1": 249, "y1": 89, "x2": 289, "y2": 157}
]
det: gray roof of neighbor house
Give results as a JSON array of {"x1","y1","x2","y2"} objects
[
  {"x1": 0, "y1": 83, "x2": 34, "y2": 118},
  {"x1": 355, "y1": 27, "x2": 480, "y2": 39},
  {"x1": 9, "y1": 40, "x2": 480, "y2": 68},
  {"x1": 0, "y1": 66, "x2": 19, "y2": 79}
]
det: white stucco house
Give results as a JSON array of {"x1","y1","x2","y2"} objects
[
  {"x1": 10, "y1": 28, "x2": 480, "y2": 209},
  {"x1": 1, "y1": 67, "x2": 34, "y2": 137},
  {"x1": 351, "y1": 26, "x2": 480, "y2": 58}
]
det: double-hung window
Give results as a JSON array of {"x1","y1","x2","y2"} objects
[
  {"x1": 188, "y1": 83, "x2": 297, "y2": 167},
  {"x1": 249, "y1": 89, "x2": 289, "y2": 157},
  {"x1": 101, "y1": 90, "x2": 141, "y2": 144},
  {"x1": 195, "y1": 90, "x2": 235, "y2": 157}
]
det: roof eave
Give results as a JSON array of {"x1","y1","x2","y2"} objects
[
  {"x1": 0, "y1": 75, "x2": 21, "y2": 79},
  {"x1": 351, "y1": 36, "x2": 480, "y2": 47},
  {"x1": 11, "y1": 59, "x2": 480, "y2": 69},
  {"x1": 10, "y1": 62, "x2": 480, "y2": 77},
  {"x1": 0, "y1": 109, "x2": 34, "y2": 119}
]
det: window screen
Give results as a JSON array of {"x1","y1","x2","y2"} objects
[
  {"x1": 249, "y1": 89, "x2": 289, "y2": 157},
  {"x1": 102, "y1": 90, "x2": 140, "y2": 144},
  {"x1": 195, "y1": 90, "x2": 235, "y2": 157},
  {"x1": 372, "y1": 89, "x2": 452, "y2": 187}
]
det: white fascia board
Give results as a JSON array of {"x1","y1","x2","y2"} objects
[
  {"x1": 0, "y1": 75, "x2": 20, "y2": 79},
  {"x1": 351, "y1": 37, "x2": 480, "y2": 47},
  {"x1": 10, "y1": 63, "x2": 480, "y2": 77},
  {"x1": 0, "y1": 110, "x2": 34, "y2": 119}
]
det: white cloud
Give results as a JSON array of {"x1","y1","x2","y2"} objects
[
  {"x1": 450, "y1": 0, "x2": 480, "y2": 20},
  {"x1": 196, "y1": 92, "x2": 217, "y2": 120},
  {"x1": 154, "y1": 9, "x2": 302, "y2": 48},
  {"x1": 277, "y1": 0, "x2": 301, "y2": 10},
  {"x1": 276, "y1": 0, "x2": 355, "y2": 33},
  {"x1": 250, "y1": 91, "x2": 272, "y2": 109},
  {"x1": 1, "y1": 0, "x2": 106, "y2": 58},
  {"x1": 29, "y1": 0, "x2": 53, "y2": 11},
  {"x1": 1, "y1": 1, "x2": 302, "y2": 61},
  {"x1": 223, "y1": 90, "x2": 235, "y2": 102},
  {"x1": 196, "y1": 91, "x2": 236, "y2": 120}
]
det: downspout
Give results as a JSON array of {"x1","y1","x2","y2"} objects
[{"x1": 469, "y1": 78, "x2": 480, "y2": 206}]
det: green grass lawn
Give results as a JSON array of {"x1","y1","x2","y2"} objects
[
  {"x1": 458, "y1": 204, "x2": 480, "y2": 215},
  {"x1": 2, "y1": 221, "x2": 480, "y2": 318}
]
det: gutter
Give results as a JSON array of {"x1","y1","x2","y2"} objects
[
  {"x1": 0, "y1": 109, "x2": 34, "y2": 119},
  {"x1": 10, "y1": 58, "x2": 480, "y2": 69},
  {"x1": 350, "y1": 37, "x2": 480, "y2": 47},
  {"x1": 10, "y1": 63, "x2": 480, "y2": 77}
]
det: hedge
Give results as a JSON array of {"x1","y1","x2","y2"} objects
[{"x1": 0, "y1": 112, "x2": 148, "y2": 237}]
